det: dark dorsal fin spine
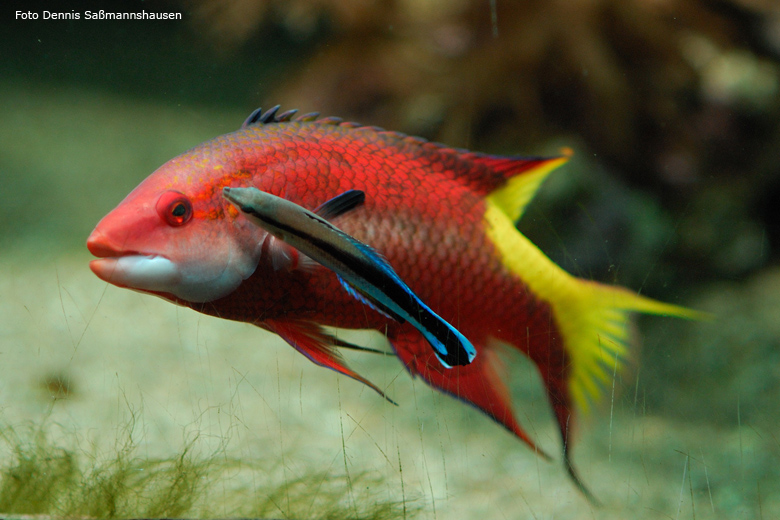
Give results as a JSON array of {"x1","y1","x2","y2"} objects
[
  {"x1": 296, "y1": 112, "x2": 320, "y2": 122},
  {"x1": 275, "y1": 109, "x2": 298, "y2": 122},
  {"x1": 241, "y1": 107, "x2": 265, "y2": 128},
  {"x1": 242, "y1": 106, "x2": 314, "y2": 128},
  {"x1": 258, "y1": 105, "x2": 281, "y2": 123}
]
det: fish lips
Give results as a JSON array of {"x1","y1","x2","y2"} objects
[
  {"x1": 89, "y1": 254, "x2": 181, "y2": 292},
  {"x1": 87, "y1": 233, "x2": 249, "y2": 303},
  {"x1": 87, "y1": 226, "x2": 181, "y2": 292}
]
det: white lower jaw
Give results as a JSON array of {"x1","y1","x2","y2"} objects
[
  {"x1": 90, "y1": 255, "x2": 181, "y2": 294},
  {"x1": 90, "y1": 254, "x2": 250, "y2": 303}
]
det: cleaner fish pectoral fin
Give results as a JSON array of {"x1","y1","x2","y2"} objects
[{"x1": 336, "y1": 274, "x2": 406, "y2": 323}]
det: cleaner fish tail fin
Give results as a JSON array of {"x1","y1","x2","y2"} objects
[{"x1": 413, "y1": 301, "x2": 477, "y2": 368}]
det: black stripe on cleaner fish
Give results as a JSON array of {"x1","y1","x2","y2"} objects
[{"x1": 222, "y1": 186, "x2": 477, "y2": 368}]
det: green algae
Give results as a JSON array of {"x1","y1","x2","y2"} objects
[{"x1": 0, "y1": 421, "x2": 419, "y2": 519}]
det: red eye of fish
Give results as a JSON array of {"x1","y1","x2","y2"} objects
[{"x1": 156, "y1": 191, "x2": 193, "y2": 227}]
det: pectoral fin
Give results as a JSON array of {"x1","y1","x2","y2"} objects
[
  {"x1": 264, "y1": 234, "x2": 317, "y2": 273},
  {"x1": 266, "y1": 318, "x2": 396, "y2": 405}
]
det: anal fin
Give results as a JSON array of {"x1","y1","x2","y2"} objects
[{"x1": 389, "y1": 326, "x2": 551, "y2": 460}]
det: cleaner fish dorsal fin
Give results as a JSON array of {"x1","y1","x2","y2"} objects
[{"x1": 314, "y1": 189, "x2": 366, "y2": 220}]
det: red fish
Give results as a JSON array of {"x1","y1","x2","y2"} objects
[{"x1": 87, "y1": 107, "x2": 698, "y2": 495}]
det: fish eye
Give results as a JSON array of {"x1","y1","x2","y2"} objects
[{"x1": 156, "y1": 190, "x2": 193, "y2": 227}]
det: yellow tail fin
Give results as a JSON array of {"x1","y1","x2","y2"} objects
[
  {"x1": 484, "y1": 198, "x2": 704, "y2": 416},
  {"x1": 557, "y1": 281, "x2": 704, "y2": 414},
  {"x1": 483, "y1": 151, "x2": 704, "y2": 500}
]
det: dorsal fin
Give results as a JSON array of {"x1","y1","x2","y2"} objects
[
  {"x1": 317, "y1": 116, "x2": 343, "y2": 125},
  {"x1": 242, "y1": 106, "x2": 280, "y2": 128},
  {"x1": 242, "y1": 106, "x2": 315, "y2": 128},
  {"x1": 296, "y1": 111, "x2": 320, "y2": 122},
  {"x1": 239, "y1": 106, "x2": 355, "y2": 129},
  {"x1": 468, "y1": 153, "x2": 555, "y2": 176},
  {"x1": 258, "y1": 105, "x2": 281, "y2": 123},
  {"x1": 482, "y1": 151, "x2": 571, "y2": 222},
  {"x1": 276, "y1": 109, "x2": 298, "y2": 122},
  {"x1": 364, "y1": 132, "x2": 569, "y2": 213},
  {"x1": 240, "y1": 106, "x2": 567, "y2": 222}
]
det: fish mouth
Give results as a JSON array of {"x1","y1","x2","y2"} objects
[
  {"x1": 89, "y1": 255, "x2": 181, "y2": 291},
  {"x1": 87, "y1": 230, "x2": 180, "y2": 290},
  {"x1": 86, "y1": 225, "x2": 252, "y2": 303},
  {"x1": 87, "y1": 227, "x2": 130, "y2": 259}
]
